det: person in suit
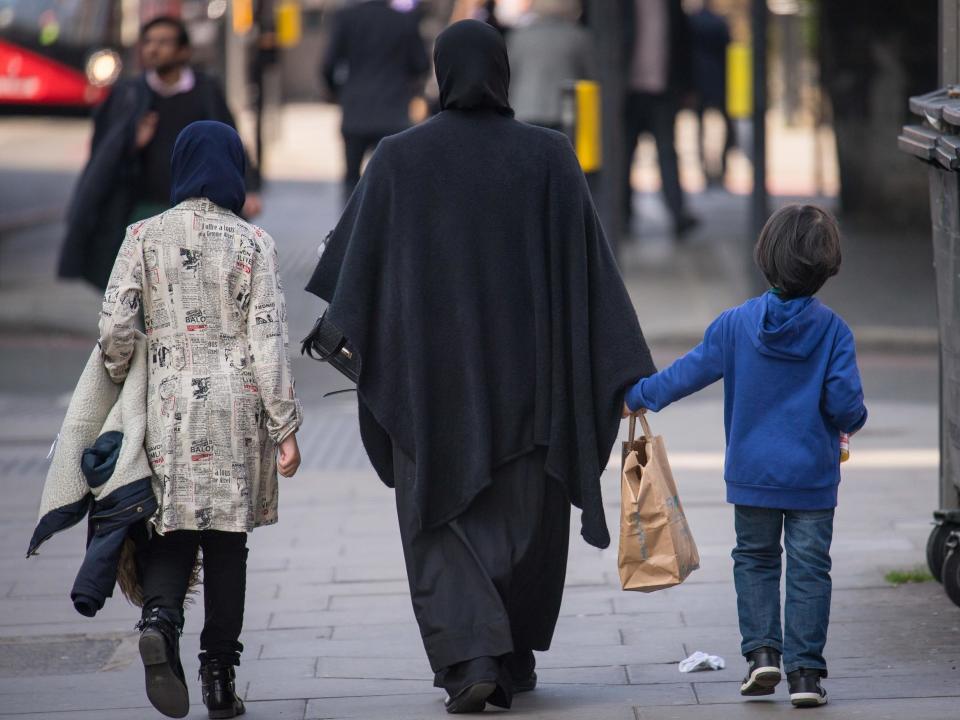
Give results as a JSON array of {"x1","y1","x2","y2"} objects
[
  {"x1": 507, "y1": 0, "x2": 593, "y2": 131},
  {"x1": 322, "y1": 0, "x2": 431, "y2": 202},
  {"x1": 690, "y1": 0, "x2": 735, "y2": 188},
  {"x1": 621, "y1": 0, "x2": 699, "y2": 238}
]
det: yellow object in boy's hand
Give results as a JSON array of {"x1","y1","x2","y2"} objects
[{"x1": 840, "y1": 432, "x2": 850, "y2": 463}]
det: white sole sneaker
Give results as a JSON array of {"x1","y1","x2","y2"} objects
[
  {"x1": 740, "y1": 666, "x2": 782, "y2": 696},
  {"x1": 791, "y1": 690, "x2": 828, "y2": 707}
]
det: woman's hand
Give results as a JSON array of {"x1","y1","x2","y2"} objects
[{"x1": 278, "y1": 434, "x2": 301, "y2": 477}]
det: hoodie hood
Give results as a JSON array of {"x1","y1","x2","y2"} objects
[{"x1": 751, "y1": 292, "x2": 834, "y2": 360}]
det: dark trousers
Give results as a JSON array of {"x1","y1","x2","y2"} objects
[
  {"x1": 696, "y1": 103, "x2": 736, "y2": 184},
  {"x1": 394, "y1": 445, "x2": 570, "y2": 708},
  {"x1": 138, "y1": 529, "x2": 248, "y2": 666},
  {"x1": 342, "y1": 132, "x2": 388, "y2": 202},
  {"x1": 623, "y1": 91, "x2": 686, "y2": 227},
  {"x1": 733, "y1": 506, "x2": 834, "y2": 675}
]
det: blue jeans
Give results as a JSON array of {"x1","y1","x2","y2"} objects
[{"x1": 732, "y1": 505, "x2": 834, "y2": 675}]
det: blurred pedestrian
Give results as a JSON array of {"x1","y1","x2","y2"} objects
[
  {"x1": 451, "y1": 0, "x2": 508, "y2": 33},
  {"x1": 99, "y1": 121, "x2": 302, "y2": 720},
  {"x1": 690, "y1": 0, "x2": 735, "y2": 188},
  {"x1": 507, "y1": 0, "x2": 592, "y2": 131},
  {"x1": 322, "y1": 0, "x2": 430, "y2": 203},
  {"x1": 621, "y1": 0, "x2": 699, "y2": 238},
  {"x1": 307, "y1": 20, "x2": 655, "y2": 713},
  {"x1": 59, "y1": 16, "x2": 261, "y2": 290}
]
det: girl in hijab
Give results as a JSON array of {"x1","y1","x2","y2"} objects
[
  {"x1": 99, "y1": 120, "x2": 303, "y2": 719},
  {"x1": 307, "y1": 20, "x2": 655, "y2": 714}
]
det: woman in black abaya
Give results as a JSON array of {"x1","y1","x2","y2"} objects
[{"x1": 306, "y1": 20, "x2": 655, "y2": 714}]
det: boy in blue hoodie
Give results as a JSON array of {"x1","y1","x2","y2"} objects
[{"x1": 624, "y1": 205, "x2": 867, "y2": 708}]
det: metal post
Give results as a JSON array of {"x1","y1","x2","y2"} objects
[
  {"x1": 587, "y1": 0, "x2": 625, "y2": 255},
  {"x1": 751, "y1": 0, "x2": 768, "y2": 247}
]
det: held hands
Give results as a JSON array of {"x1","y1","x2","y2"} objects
[
  {"x1": 622, "y1": 402, "x2": 647, "y2": 418},
  {"x1": 278, "y1": 433, "x2": 301, "y2": 477}
]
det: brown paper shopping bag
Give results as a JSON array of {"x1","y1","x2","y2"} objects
[{"x1": 618, "y1": 413, "x2": 700, "y2": 592}]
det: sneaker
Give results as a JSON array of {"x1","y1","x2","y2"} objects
[
  {"x1": 740, "y1": 647, "x2": 782, "y2": 696},
  {"x1": 788, "y1": 668, "x2": 828, "y2": 707}
]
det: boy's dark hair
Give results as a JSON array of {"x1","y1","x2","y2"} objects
[
  {"x1": 141, "y1": 16, "x2": 191, "y2": 47},
  {"x1": 754, "y1": 204, "x2": 841, "y2": 299}
]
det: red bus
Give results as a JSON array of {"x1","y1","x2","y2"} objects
[{"x1": 0, "y1": 0, "x2": 124, "y2": 111}]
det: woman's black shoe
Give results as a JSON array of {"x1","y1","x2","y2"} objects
[
  {"x1": 505, "y1": 650, "x2": 537, "y2": 693},
  {"x1": 137, "y1": 608, "x2": 189, "y2": 718},
  {"x1": 444, "y1": 681, "x2": 497, "y2": 714},
  {"x1": 740, "y1": 646, "x2": 782, "y2": 696},
  {"x1": 200, "y1": 659, "x2": 246, "y2": 719}
]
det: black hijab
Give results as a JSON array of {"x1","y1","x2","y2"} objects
[
  {"x1": 434, "y1": 20, "x2": 513, "y2": 116},
  {"x1": 169, "y1": 121, "x2": 246, "y2": 214}
]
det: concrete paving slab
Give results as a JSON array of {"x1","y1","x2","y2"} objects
[{"x1": 634, "y1": 697, "x2": 960, "y2": 720}]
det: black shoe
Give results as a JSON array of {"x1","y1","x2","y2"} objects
[
  {"x1": 740, "y1": 647, "x2": 782, "y2": 696},
  {"x1": 137, "y1": 608, "x2": 189, "y2": 718},
  {"x1": 444, "y1": 681, "x2": 497, "y2": 714},
  {"x1": 505, "y1": 650, "x2": 537, "y2": 693},
  {"x1": 200, "y1": 659, "x2": 246, "y2": 719},
  {"x1": 788, "y1": 668, "x2": 828, "y2": 707},
  {"x1": 674, "y1": 213, "x2": 701, "y2": 239}
]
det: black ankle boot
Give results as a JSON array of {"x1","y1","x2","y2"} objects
[
  {"x1": 200, "y1": 659, "x2": 245, "y2": 719},
  {"x1": 137, "y1": 607, "x2": 189, "y2": 718}
]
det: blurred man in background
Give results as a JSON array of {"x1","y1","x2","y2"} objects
[
  {"x1": 690, "y1": 0, "x2": 735, "y2": 189},
  {"x1": 322, "y1": 0, "x2": 430, "y2": 202},
  {"x1": 621, "y1": 0, "x2": 698, "y2": 239},
  {"x1": 59, "y1": 16, "x2": 261, "y2": 290},
  {"x1": 507, "y1": 0, "x2": 593, "y2": 132}
]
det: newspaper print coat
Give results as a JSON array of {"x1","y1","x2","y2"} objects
[{"x1": 99, "y1": 198, "x2": 303, "y2": 533}]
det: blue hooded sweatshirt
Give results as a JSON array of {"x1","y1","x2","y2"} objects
[{"x1": 626, "y1": 292, "x2": 867, "y2": 510}]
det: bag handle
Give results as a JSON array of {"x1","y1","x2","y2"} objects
[{"x1": 627, "y1": 411, "x2": 652, "y2": 443}]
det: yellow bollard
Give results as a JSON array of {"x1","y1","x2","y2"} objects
[
  {"x1": 232, "y1": 0, "x2": 253, "y2": 35},
  {"x1": 727, "y1": 42, "x2": 752, "y2": 120},
  {"x1": 276, "y1": 1, "x2": 302, "y2": 48},
  {"x1": 574, "y1": 80, "x2": 602, "y2": 173}
]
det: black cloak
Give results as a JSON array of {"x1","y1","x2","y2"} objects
[{"x1": 306, "y1": 20, "x2": 655, "y2": 549}]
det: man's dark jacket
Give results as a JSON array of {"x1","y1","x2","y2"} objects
[
  {"x1": 58, "y1": 72, "x2": 256, "y2": 290},
  {"x1": 321, "y1": 0, "x2": 430, "y2": 136},
  {"x1": 620, "y1": 0, "x2": 694, "y2": 94}
]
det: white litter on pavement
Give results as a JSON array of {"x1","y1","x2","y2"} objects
[{"x1": 678, "y1": 651, "x2": 726, "y2": 673}]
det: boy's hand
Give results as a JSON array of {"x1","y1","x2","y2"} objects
[{"x1": 278, "y1": 434, "x2": 301, "y2": 477}]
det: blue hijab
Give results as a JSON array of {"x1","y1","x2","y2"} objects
[{"x1": 169, "y1": 121, "x2": 246, "y2": 214}]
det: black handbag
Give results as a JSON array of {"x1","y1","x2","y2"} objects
[{"x1": 300, "y1": 312, "x2": 360, "y2": 384}]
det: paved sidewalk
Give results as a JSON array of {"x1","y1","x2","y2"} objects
[
  {"x1": 2, "y1": 395, "x2": 959, "y2": 719},
  {"x1": 1, "y1": 104, "x2": 956, "y2": 719}
]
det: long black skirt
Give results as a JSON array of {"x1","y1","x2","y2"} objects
[{"x1": 393, "y1": 444, "x2": 571, "y2": 707}]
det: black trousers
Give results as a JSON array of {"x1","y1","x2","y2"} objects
[
  {"x1": 696, "y1": 102, "x2": 736, "y2": 184},
  {"x1": 623, "y1": 91, "x2": 686, "y2": 226},
  {"x1": 394, "y1": 445, "x2": 570, "y2": 708},
  {"x1": 138, "y1": 529, "x2": 248, "y2": 666},
  {"x1": 342, "y1": 132, "x2": 388, "y2": 202}
]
